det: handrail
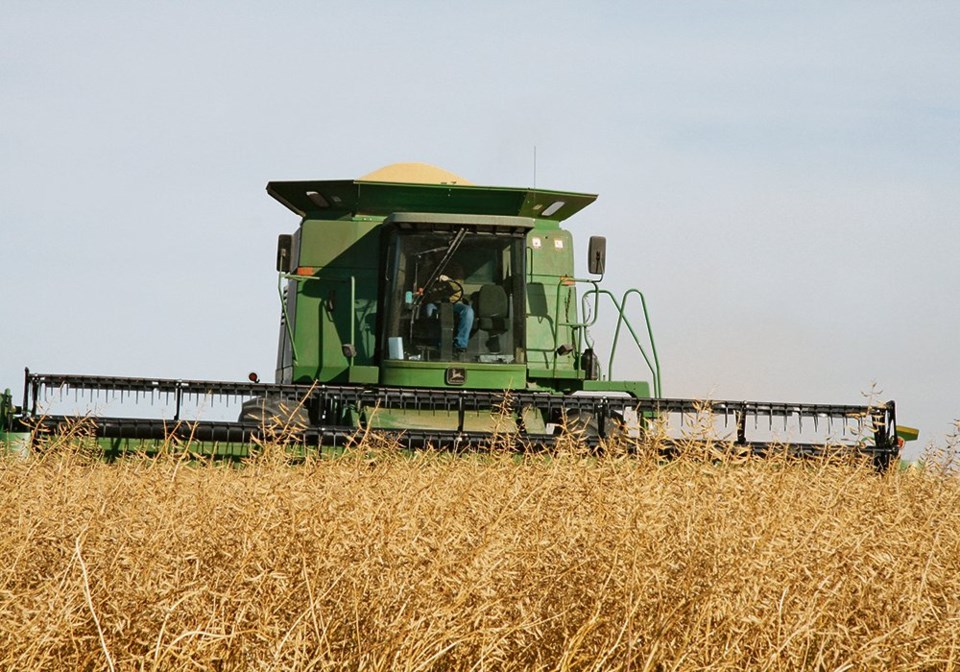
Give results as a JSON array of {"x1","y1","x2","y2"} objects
[
  {"x1": 551, "y1": 278, "x2": 590, "y2": 377},
  {"x1": 553, "y1": 278, "x2": 661, "y2": 396},
  {"x1": 349, "y1": 275, "x2": 356, "y2": 368},
  {"x1": 604, "y1": 288, "x2": 661, "y2": 397},
  {"x1": 277, "y1": 273, "x2": 299, "y2": 365}
]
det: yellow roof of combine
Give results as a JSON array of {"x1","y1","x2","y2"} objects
[{"x1": 358, "y1": 163, "x2": 474, "y2": 185}]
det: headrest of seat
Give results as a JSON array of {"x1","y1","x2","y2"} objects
[{"x1": 476, "y1": 284, "x2": 508, "y2": 318}]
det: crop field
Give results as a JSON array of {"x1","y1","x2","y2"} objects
[{"x1": 2, "y1": 433, "x2": 960, "y2": 671}]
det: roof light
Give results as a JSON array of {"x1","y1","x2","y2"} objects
[
  {"x1": 306, "y1": 191, "x2": 330, "y2": 208},
  {"x1": 541, "y1": 201, "x2": 565, "y2": 217}
]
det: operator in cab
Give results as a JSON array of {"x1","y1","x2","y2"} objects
[{"x1": 423, "y1": 261, "x2": 474, "y2": 354}]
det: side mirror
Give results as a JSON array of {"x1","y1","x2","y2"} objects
[
  {"x1": 587, "y1": 236, "x2": 606, "y2": 275},
  {"x1": 276, "y1": 234, "x2": 293, "y2": 273}
]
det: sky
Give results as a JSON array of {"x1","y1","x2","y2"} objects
[{"x1": 2, "y1": 1, "x2": 958, "y2": 459}]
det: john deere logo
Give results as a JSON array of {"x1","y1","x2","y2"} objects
[{"x1": 445, "y1": 367, "x2": 466, "y2": 386}]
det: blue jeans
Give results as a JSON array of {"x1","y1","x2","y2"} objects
[{"x1": 426, "y1": 302, "x2": 474, "y2": 350}]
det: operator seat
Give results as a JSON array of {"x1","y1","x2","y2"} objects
[{"x1": 474, "y1": 284, "x2": 508, "y2": 351}]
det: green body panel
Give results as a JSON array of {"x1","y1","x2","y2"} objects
[
  {"x1": 525, "y1": 222, "x2": 579, "y2": 378},
  {"x1": 363, "y1": 405, "x2": 547, "y2": 434},
  {"x1": 282, "y1": 219, "x2": 380, "y2": 384},
  {"x1": 299, "y1": 219, "x2": 381, "y2": 268},
  {"x1": 347, "y1": 366, "x2": 379, "y2": 384},
  {"x1": 582, "y1": 380, "x2": 651, "y2": 397},
  {"x1": 380, "y1": 361, "x2": 527, "y2": 390}
]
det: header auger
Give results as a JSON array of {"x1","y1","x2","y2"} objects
[{"x1": 0, "y1": 163, "x2": 907, "y2": 467}]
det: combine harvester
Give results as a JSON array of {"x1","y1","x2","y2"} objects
[{"x1": 0, "y1": 164, "x2": 911, "y2": 467}]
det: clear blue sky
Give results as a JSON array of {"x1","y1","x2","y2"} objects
[{"x1": 2, "y1": 2, "x2": 958, "y2": 458}]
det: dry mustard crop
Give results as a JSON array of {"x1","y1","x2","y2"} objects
[{"x1": 2, "y1": 442, "x2": 959, "y2": 671}]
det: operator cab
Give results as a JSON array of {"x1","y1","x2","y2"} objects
[{"x1": 381, "y1": 214, "x2": 530, "y2": 365}]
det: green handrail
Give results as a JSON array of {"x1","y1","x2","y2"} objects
[
  {"x1": 551, "y1": 279, "x2": 597, "y2": 377},
  {"x1": 348, "y1": 275, "x2": 356, "y2": 368},
  {"x1": 554, "y1": 279, "x2": 661, "y2": 397},
  {"x1": 605, "y1": 288, "x2": 661, "y2": 397},
  {"x1": 277, "y1": 273, "x2": 299, "y2": 365}
]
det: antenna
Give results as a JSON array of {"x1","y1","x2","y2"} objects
[{"x1": 533, "y1": 145, "x2": 537, "y2": 189}]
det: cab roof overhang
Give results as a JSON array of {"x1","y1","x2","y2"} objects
[{"x1": 266, "y1": 179, "x2": 597, "y2": 222}]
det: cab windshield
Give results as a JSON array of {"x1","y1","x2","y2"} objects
[{"x1": 383, "y1": 229, "x2": 525, "y2": 363}]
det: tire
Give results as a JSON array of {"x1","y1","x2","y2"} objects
[
  {"x1": 560, "y1": 409, "x2": 625, "y2": 439},
  {"x1": 239, "y1": 397, "x2": 309, "y2": 428}
]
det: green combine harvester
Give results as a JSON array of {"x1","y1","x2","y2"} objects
[{"x1": 0, "y1": 164, "x2": 909, "y2": 467}]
